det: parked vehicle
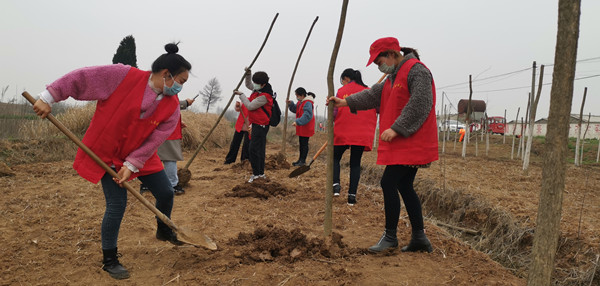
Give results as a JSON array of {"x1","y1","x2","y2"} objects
[
  {"x1": 438, "y1": 120, "x2": 465, "y2": 132},
  {"x1": 486, "y1": 116, "x2": 505, "y2": 134}
]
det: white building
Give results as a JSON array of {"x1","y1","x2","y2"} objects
[{"x1": 506, "y1": 114, "x2": 600, "y2": 139}]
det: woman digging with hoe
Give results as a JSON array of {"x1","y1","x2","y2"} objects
[
  {"x1": 32, "y1": 43, "x2": 192, "y2": 279},
  {"x1": 328, "y1": 37, "x2": 437, "y2": 253}
]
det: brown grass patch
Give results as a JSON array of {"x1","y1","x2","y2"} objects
[
  {"x1": 1, "y1": 106, "x2": 232, "y2": 166},
  {"x1": 416, "y1": 178, "x2": 599, "y2": 284}
]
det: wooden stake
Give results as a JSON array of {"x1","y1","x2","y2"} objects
[
  {"x1": 503, "y1": 109, "x2": 507, "y2": 144},
  {"x1": 511, "y1": 107, "x2": 520, "y2": 160},
  {"x1": 575, "y1": 87, "x2": 587, "y2": 166},
  {"x1": 281, "y1": 16, "x2": 319, "y2": 156},
  {"x1": 461, "y1": 75, "x2": 472, "y2": 158},
  {"x1": 181, "y1": 13, "x2": 279, "y2": 173},
  {"x1": 324, "y1": 0, "x2": 349, "y2": 238},
  {"x1": 524, "y1": 64, "x2": 545, "y2": 172}
]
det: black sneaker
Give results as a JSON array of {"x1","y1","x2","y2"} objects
[
  {"x1": 333, "y1": 183, "x2": 341, "y2": 197},
  {"x1": 156, "y1": 228, "x2": 184, "y2": 246},
  {"x1": 173, "y1": 185, "x2": 185, "y2": 195},
  {"x1": 139, "y1": 184, "x2": 150, "y2": 194},
  {"x1": 347, "y1": 194, "x2": 356, "y2": 206}
]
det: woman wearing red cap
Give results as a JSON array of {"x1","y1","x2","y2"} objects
[
  {"x1": 328, "y1": 37, "x2": 437, "y2": 253},
  {"x1": 333, "y1": 68, "x2": 377, "y2": 206}
]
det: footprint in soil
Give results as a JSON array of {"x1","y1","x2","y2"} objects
[{"x1": 226, "y1": 179, "x2": 294, "y2": 200}]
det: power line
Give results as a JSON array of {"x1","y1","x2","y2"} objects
[
  {"x1": 437, "y1": 56, "x2": 600, "y2": 90},
  {"x1": 442, "y1": 73, "x2": 600, "y2": 94},
  {"x1": 438, "y1": 68, "x2": 531, "y2": 89}
]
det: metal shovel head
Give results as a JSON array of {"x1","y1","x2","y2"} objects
[
  {"x1": 177, "y1": 227, "x2": 218, "y2": 250},
  {"x1": 288, "y1": 164, "x2": 311, "y2": 178}
]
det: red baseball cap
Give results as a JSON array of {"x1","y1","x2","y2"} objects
[{"x1": 366, "y1": 37, "x2": 401, "y2": 66}]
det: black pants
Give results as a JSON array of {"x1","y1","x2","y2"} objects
[
  {"x1": 225, "y1": 130, "x2": 250, "y2": 163},
  {"x1": 380, "y1": 165, "x2": 424, "y2": 232},
  {"x1": 298, "y1": 136, "x2": 310, "y2": 163},
  {"x1": 249, "y1": 124, "x2": 269, "y2": 176},
  {"x1": 333, "y1": 145, "x2": 365, "y2": 195}
]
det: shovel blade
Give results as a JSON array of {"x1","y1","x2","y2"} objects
[
  {"x1": 177, "y1": 227, "x2": 218, "y2": 250},
  {"x1": 288, "y1": 165, "x2": 310, "y2": 178}
]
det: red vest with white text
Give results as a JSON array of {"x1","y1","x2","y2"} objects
[
  {"x1": 295, "y1": 99, "x2": 315, "y2": 137},
  {"x1": 334, "y1": 82, "x2": 377, "y2": 151},
  {"x1": 377, "y1": 59, "x2": 438, "y2": 165},
  {"x1": 73, "y1": 68, "x2": 179, "y2": 183}
]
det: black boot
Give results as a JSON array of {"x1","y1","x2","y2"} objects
[
  {"x1": 368, "y1": 230, "x2": 398, "y2": 253},
  {"x1": 156, "y1": 225, "x2": 184, "y2": 246},
  {"x1": 102, "y1": 248, "x2": 130, "y2": 280},
  {"x1": 401, "y1": 229, "x2": 433, "y2": 253}
]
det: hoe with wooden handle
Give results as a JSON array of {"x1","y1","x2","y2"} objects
[{"x1": 22, "y1": 91, "x2": 217, "y2": 250}]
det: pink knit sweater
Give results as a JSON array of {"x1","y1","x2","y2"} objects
[{"x1": 46, "y1": 64, "x2": 180, "y2": 170}]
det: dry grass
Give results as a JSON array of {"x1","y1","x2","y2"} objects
[
  {"x1": 180, "y1": 111, "x2": 231, "y2": 151},
  {"x1": 1, "y1": 105, "x2": 232, "y2": 166},
  {"x1": 415, "y1": 179, "x2": 598, "y2": 285},
  {"x1": 19, "y1": 102, "x2": 96, "y2": 139}
]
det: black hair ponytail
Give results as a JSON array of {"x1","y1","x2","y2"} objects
[
  {"x1": 400, "y1": 47, "x2": 420, "y2": 60},
  {"x1": 151, "y1": 42, "x2": 192, "y2": 76},
  {"x1": 340, "y1": 68, "x2": 368, "y2": 87}
]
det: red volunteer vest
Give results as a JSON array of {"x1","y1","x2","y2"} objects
[
  {"x1": 334, "y1": 82, "x2": 377, "y2": 151},
  {"x1": 248, "y1": 91, "x2": 273, "y2": 126},
  {"x1": 235, "y1": 104, "x2": 249, "y2": 132},
  {"x1": 295, "y1": 99, "x2": 315, "y2": 137},
  {"x1": 377, "y1": 59, "x2": 438, "y2": 165},
  {"x1": 73, "y1": 68, "x2": 179, "y2": 183}
]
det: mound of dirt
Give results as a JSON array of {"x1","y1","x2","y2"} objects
[
  {"x1": 228, "y1": 225, "x2": 353, "y2": 264},
  {"x1": 226, "y1": 179, "x2": 294, "y2": 199},
  {"x1": 266, "y1": 153, "x2": 291, "y2": 170},
  {"x1": 230, "y1": 159, "x2": 252, "y2": 170}
]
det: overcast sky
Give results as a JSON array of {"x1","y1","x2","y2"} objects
[{"x1": 1, "y1": 0, "x2": 599, "y2": 122}]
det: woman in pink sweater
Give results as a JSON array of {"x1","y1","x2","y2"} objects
[{"x1": 33, "y1": 43, "x2": 191, "y2": 280}]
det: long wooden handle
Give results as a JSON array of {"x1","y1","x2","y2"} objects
[
  {"x1": 281, "y1": 16, "x2": 320, "y2": 155},
  {"x1": 183, "y1": 13, "x2": 279, "y2": 170},
  {"x1": 22, "y1": 91, "x2": 182, "y2": 233},
  {"x1": 310, "y1": 141, "x2": 328, "y2": 162}
]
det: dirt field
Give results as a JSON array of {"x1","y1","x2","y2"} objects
[{"x1": 1, "y1": 128, "x2": 599, "y2": 285}]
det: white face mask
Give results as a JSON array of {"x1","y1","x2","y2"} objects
[
  {"x1": 378, "y1": 63, "x2": 396, "y2": 74},
  {"x1": 253, "y1": 83, "x2": 262, "y2": 91}
]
